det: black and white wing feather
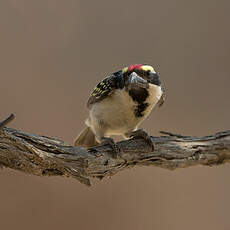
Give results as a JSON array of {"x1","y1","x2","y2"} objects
[{"x1": 87, "y1": 71, "x2": 124, "y2": 108}]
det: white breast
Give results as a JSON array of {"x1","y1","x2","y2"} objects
[
  {"x1": 87, "y1": 84, "x2": 162, "y2": 137},
  {"x1": 144, "y1": 84, "x2": 162, "y2": 116}
]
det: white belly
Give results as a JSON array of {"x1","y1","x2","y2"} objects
[{"x1": 86, "y1": 84, "x2": 162, "y2": 136}]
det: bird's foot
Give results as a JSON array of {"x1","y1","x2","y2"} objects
[
  {"x1": 130, "y1": 129, "x2": 154, "y2": 151},
  {"x1": 101, "y1": 137, "x2": 121, "y2": 158}
]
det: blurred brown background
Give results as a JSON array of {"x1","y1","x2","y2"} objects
[{"x1": 0, "y1": 0, "x2": 230, "y2": 229}]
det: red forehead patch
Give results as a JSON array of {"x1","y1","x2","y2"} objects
[{"x1": 127, "y1": 64, "x2": 143, "y2": 71}]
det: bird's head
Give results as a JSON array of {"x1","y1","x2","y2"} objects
[{"x1": 122, "y1": 64, "x2": 161, "y2": 86}]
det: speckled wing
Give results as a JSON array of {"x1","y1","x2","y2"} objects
[{"x1": 87, "y1": 71, "x2": 124, "y2": 108}]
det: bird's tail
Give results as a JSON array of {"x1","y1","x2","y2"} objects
[{"x1": 74, "y1": 127, "x2": 99, "y2": 148}]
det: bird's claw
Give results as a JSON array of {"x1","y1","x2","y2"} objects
[
  {"x1": 130, "y1": 129, "x2": 154, "y2": 151},
  {"x1": 101, "y1": 137, "x2": 121, "y2": 158}
]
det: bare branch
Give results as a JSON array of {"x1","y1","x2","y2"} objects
[
  {"x1": 159, "y1": 130, "x2": 189, "y2": 138},
  {"x1": 0, "y1": 114, "x2": 15, "y2": 129},
  {"x1": 0, "y1": 125, "x2": 229, "y2": 186}
]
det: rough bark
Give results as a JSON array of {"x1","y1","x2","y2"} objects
[{"x1": 0, "y1": 122, "x2": 229, "y2": 186}]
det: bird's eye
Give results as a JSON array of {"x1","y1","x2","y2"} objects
[{"x1": 146, "y1": 70, "x2": 151, "y2": 76}]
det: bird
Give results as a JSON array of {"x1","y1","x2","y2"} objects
[{"x1": 74, "y1": 64, "x2": 164, "y2": 155}]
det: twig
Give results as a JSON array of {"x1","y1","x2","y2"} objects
[
  {"x1": 159, "y1": 131, "x2": 189, "y2": 138},
  {"x1": 0, "y1": 114, "x2": 15, "y2": 130}
]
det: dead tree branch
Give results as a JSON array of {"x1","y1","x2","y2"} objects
[
  {"x1": 0, "y1": 116, "x2": 229, "y2": 186},
  {"x1": 0, "y1": 114, "x2": 15, "y2": 130}
]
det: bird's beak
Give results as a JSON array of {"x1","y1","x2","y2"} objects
[
  {"x1": 129, "y1": 72, "x2": 147, "y2": 84},
  {"x1": 149, "y1": 73, "x2": 161, "y2": 86}
]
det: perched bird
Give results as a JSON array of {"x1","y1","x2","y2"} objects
[{"x1": 74, "y1": 64, "x2": 164, "y2": 153}]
